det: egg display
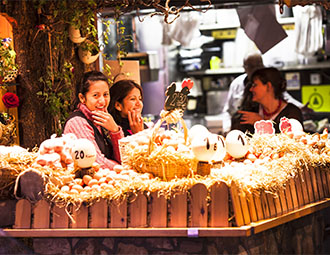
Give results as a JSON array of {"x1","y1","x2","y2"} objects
[
  {"x1": 210, "y1": 134, "x2": 226, "y2": 162},
  {"x1": 72, "y1": 139, "x2": 97, "y2": 168},
  {"x1": 225, "y1": 130, "x2": 249, "y2": 159},
  {"x1": 188, "y1": 124, "x2": 210, "y2": 141},
  {"x1": 191, "y1": 133, "x2": 217, "y2": 162}
]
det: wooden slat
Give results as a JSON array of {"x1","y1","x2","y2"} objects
[
  {"x1": 110, "y1": 198, "x2": 127, "y2": 228},
  {"x1": 189, "y1": 183, "x2": 208, "y2": 227},
  {"x1": 51, "y1": 205, "x2": 69, "y2": 228},
  {"x1": 14, "y1": 199, "x2": 31, "y2": 229},
  {"x1": 149, "y1": 192, "x2": 167, "y2": 227},
  {"x1": 304, "y1": 168, "x2": 315, "y2": 203},
  {"x1": 278, "y1": 189, "x2": 288, "y2": 214},
  {"x1": 239, "y1": 192, "x2": 251, "y2": 225},
  {"x1": 310, "y1": 167, "x2": 320, "y2": 201},
  {"x1": 315, "y1": 166, "x2": 325, "y2": 199},
  {"x1": 260, "y1": 192, "x2": 270, "y2": 219},
  {"x1": 90, "y1": 199, "x2": 108, "y2": 228},
  {"x1": 209, "y1": 182, "x2": 229, "y2": 227},
  {"x1": 230, "y1": 182, "x2": 244, "y2": 227},
  {"x1": 289, "y1": 178, "x2": 299, "y2": 210},
  {"x1": 295, "y1": 174, "x2": 305, "y2": 207},
  {"x1": 321, "y1": 169, "x2": 329, "y2": 198},
  {"x1": 299, "y1": 171, "x2": 310, "y2": 204},
  {"x1": 246, "y1": 193, "x2": 257, "y2": 223},
  {"x1": 72, "y1": 204, "x2": 88, "y2": 228},
  {"x1": 326, "y1": 171, "x2": 330, "y2": 197},
  {"x1": 129, "y1": 193, "x2": 147, "y2": 228},
  {"x1": 253, "y1": 194, "x2": 264, "y2": 221},
  {"x1": 273, "y1": 194, "x2": 282, "y2": 216},
  {"x1": 168, "y1": 191, "x2": 187, "y2": 227},
  {"x1": 284, "y1": 184, "x2": 294, "y2": 212},
  {"x1": 33, "y1": 200, "x2": 50, "y2": 229},
  {"x1": 266, "y1": 193, "x2": 276, "y2": 218}
]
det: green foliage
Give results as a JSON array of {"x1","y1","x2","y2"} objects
[
  {"x1": 37, "y1": 62, "x2": 74, "y2": 134},
  {"x1": 0, "y1": 37, "x2": 18, "y2": 82}
]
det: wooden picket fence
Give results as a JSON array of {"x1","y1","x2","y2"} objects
[{"x1": 13, "y1": 166, "x2": 330, "y2": 230}]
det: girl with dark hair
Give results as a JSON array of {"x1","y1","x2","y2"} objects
[
  {"x1": 64, "y1": 71, "x2": 124, "y2": 169},
  {"x1": 238, "y1": 67, "x2": 303, "y2": 133},
  {"x1": 108, "y1": 79, "x2": 147, "y2": 136}
]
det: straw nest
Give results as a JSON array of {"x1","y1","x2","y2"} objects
[{"x1": 1, "y1": 131, "x2": 330, "y2": 208}]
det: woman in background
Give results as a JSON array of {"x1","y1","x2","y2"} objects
[
  {"x1": 238, "y1": 67, "x2": 303, "y2": 133},
  {"x1": 64, "y1": 71, "x2": 124, "y2": 169},
  {"x1": 108, "y1": 79, "x2": 147, "y2": 136}
]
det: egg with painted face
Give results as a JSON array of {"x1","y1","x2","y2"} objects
[
  {"x1": 225, "y1": 130, "x2": 249, "y2": 159},
  {"x1": 210, "y1": 134, "x2": 226, "y2": 162},
  {"x1": 72, "y1": 139, "x2": 97, "y2": 168},
  {"x1": 191, "y1": 134, "x2": 217, "y2": 162},
  {"x1": 188, "y1": 124, "x2": 210, "y2": 142}
]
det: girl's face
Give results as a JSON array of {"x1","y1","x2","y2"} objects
[
  {"x1": 249, "y1": 78, "x2": 269, "y2": 103},
  {"x1": 79, "y1": 80, "x2": 110, "y2": 112},
  {"x1": 115, "y1": 87, "x2": 143, "y2": 118}
]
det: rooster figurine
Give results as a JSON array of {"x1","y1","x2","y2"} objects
[{"x1": 164, "y1": 79, "x2": 193, "y2": 111}]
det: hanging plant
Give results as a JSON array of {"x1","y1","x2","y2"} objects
[
  {"x1": 78, "y1": 39, "x2": 100, "y2": 64},
  {"x1": 0, "y1": 37, "x2": 18, "y2": 85}
]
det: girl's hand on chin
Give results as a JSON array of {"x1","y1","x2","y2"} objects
[
  {"x1": 128, "y1": 110, "x2": 144, "y2": 134},
  {"x1": 92, "y1": 110, "x2": 119, "y2": 132}
]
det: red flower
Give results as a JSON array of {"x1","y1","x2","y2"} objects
[{"x1": 2, "y1": 92, "x2": 19, "y2": 108}]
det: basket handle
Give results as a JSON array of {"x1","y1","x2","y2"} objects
[{"x1": 148, "y1": 117, "x2": 188, "y2": 155}]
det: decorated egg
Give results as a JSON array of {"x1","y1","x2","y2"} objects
[
  {"x1": 188, "y1": 124, "x2": 210, "y2": 141},
  {"x1": 225, "y1": 130, "x2": 249, "y2": 159},
  {"x1": 289, "y1": 118, "x2": 303, "y2": 133},
  {"x1": 191, "y1": 134, "x2": 217, "y2": 162},
  {"x1": 71, "y1": 139, "x2": 97, "y2": 168},
  {"x1": 210, "y1": 134, "x2": 226, "y2": 162}
]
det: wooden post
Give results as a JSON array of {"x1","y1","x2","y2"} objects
[
  {"x1": 278, "y1": 189, "x2": 288, "y2": 214},
  {"x1": 110, "y1": 198, "x2": 127, "y2": 228},
  {"x1": 32, "y1": 200, "x2": 50, "y2": 229},
  {"x1": 129, "y1": 192, "x2": 147, "y2": 228},
  {"x1": 230, "y1": 182, "x2": 245, "y2": 226},
  {"x1": 209, "y1": 182, "x2": 229, "y2": 227},
  {"x1": 321, "y1": 169, "x2": 329, "y2": 198},
  {"x1": 14, "y1": 199, "x2": 31, "y2": 229},
  {"x1": 72, "y1": 204, "x2": 88, "y2": 228},
  {"x1": 284, "y1": 184, "x2": 294, "y2": 212},
  {"x1": 260, "y1": 191, "x2": 270, "y2": 219},
  {"x1": 51, "y1": 205, "x2": 69, "y2": 228},
  {"x1": 315, "y1": 166, "x2": 325, "y2": 199},
  {"x1": 149, "y1": 192, "x2": 167, "y2": 227},
  {"x1": 304, "y1": 167, "x2": 315, "y2": 202},
  {"x1": 90, "y1": 199, "x2": 108, "y2": 228},
  {"x1": 310, "y1": 167, "x2": 320, "y2": 201},
  {"x1": 289, "y1": 178, "x2": 299, "y2": 209},
  {"x1": 266, "y1": 193, "x2": 276, "y2": 218},
  {"x1": 295, "y1": 174, "x2": 305, "y2": 207},
  {"x1": 168, "y1": 191, "x2": 187, "y2": 227},
  {"x1": 246, "y1": 193, "x2": 257, "y2": 222},
  {"x1": 299, "y1": 171, "x2": 310, "y2": 204},
  {"x1": 273, "y1": 193, "x2": 282, "y2": 217},
  {"x1": 253, "y1": 193, "x2": 264, "y2": 221},
  {"x1": 189, "y1": 183, "x2": 208, "y2": 227}
]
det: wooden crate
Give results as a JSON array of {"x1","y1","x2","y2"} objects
[
  {"x1": 230, "y1": 166, "x2": 330, "y2": 226},
  {"x1": 13, "y1": 166, "x2": 330, "y2": 229},
  {"x1": 14, "y1": 181, "x2": 230, "y2": 229}
]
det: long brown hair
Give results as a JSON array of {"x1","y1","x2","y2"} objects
[{"x1": 108, "y1": 79, "x2": 143, "y2": 123}]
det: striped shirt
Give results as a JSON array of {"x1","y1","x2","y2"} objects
[{"x1": 64, "y1": 104, "x2": 124, "y2": 170}]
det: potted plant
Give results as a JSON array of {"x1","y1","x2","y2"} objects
[
  {"x1": 0, "y1": 37, "x2": 18, "y2": 85},
  {"x1": 78, "y1": 39, "x2": 100, "y2": 64}
]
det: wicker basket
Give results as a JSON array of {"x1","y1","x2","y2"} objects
[{"x1": 126, "y1": 117, "x2": 198, "y2": 181}]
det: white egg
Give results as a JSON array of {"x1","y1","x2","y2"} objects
[
  {"x1": 191, "y1": 134, "x2": 217, "y2": 162},
  {"x1": 289, "y1": 118, "x2": 303, "y2": 133},
  {"x1": 71, "y1": 139, "x2": 97, "y2": 168},
  {"x1": 210, "y1": 134, "x2": 226, "y2": 162},
  {"x1": 188, "y1": 124, "x2": 210, "y2": 141},
  {"x1": 225, "y1": 130, "x2": 249, "y2": 159}
]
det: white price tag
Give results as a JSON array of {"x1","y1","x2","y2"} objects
[{"x1": 187, "y1": 228, "x2": 199, "y2": 238}]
